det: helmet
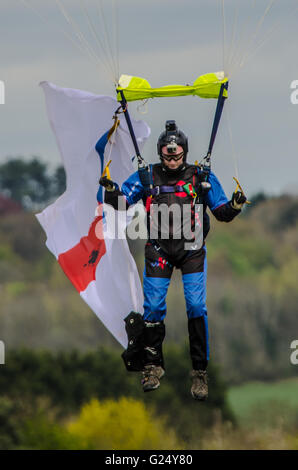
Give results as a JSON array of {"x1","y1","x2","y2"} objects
[{"x1": 157, "y1": 120, "x2": 188, "y2": 161}]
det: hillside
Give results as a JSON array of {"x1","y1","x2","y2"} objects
[{"x1": 0, "y1": 194, "x2": 298, "y2": 383}]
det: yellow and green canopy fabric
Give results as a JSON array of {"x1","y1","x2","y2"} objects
[{"x1": 116, "y1": 71, "x2": 228, "y2": 102}]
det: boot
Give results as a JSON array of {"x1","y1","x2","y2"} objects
[
  {"x1": 190, "y1": 369, "x2": 208, "y2": 400},
  {"x1": 141, "y1": 364, "x2": 165, "y2": 392}
]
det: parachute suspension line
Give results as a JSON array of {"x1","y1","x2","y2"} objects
[
  {"x1": 112, "y1": 0, "x2": 120, "y2": 83},
  {"x1": 80, "y1": 0, "x2": 118, "y2": 84},
  {"x1": 54, "y1": 0, "x2": 115, "y2": 83},
  {"x1": 54, "y1": 0, "x2": 107, "y2": 74},
  {"x1": 226, "y1": 2, "x2": 240, "y2": 75},
  {"x1": 97, "y1": 0, "x2": 119, "y2": 83},
  {"x1": 227, "y1": 1, "x2": 258, "y2": 77},
  {"x1": 226, "y1": 106, "x2": 239, "y2": 182},
  {"x1": 238, "y1": 0, "x2": 277, "y2": 69},
  {"x1": 227, "y1": 0, "x2": 288, "y2": 78},
  {"x1": 54, "y1": 0, "x2": 101, "y2": 63},
  {"x1": 221, "y1": 0, "x2": 227, "y2": 72},
  {"x1": 19, "y1": 0, "x2": 105, "y2": 73},
  {"x1": 238, "y1": 2, "x2": 298, "y2": 72}
]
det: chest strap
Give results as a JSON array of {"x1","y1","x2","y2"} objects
[
  {"x1": 149, "y1": 183, "x2": 196, "y2": 198},
  {"x1": 149, "y1": 185, "x2": 182, "y2": 196}
]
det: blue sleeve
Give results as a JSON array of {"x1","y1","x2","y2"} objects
[
  {"x1": 205, "y1": 171, "x2": 229, "y2": 211},
  {"x1": 120, "y1": 171, "x2": 145, "y2": 206}
]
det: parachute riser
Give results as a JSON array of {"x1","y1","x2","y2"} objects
[
  {"x1": 118, "y1": 90, "x2": 146, "y2": 169},
  {"x1": 117, "y1": 89, "x2": 152, "y2": 191},
  {"x1": 202, "y1": 80, "x2": 229, "y2": 178}
]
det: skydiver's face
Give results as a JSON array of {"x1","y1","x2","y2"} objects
[{"x1": 161, "y1": 145, "x2": 184, "y2": 170}]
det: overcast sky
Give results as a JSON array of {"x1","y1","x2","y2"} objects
[{"x1": 1, "y1": 0, "x2": 298, "y2": 197}]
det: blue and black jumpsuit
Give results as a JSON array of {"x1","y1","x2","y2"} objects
[{"x1": 104, "y1": 162, "x2": 240, "y2": 371}]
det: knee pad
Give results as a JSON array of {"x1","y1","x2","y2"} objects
[{"x1": 143, "y1": 321, "x2": 166, "y2": 367}]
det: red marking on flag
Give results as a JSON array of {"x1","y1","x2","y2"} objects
[{"x1": 58, "y1": 205, "x2": 106, "y2": 292}]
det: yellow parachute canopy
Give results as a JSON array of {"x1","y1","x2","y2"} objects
[{"x1": 116, "y1": 72, "x2": 228, "y2": 102}]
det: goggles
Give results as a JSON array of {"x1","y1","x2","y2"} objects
[{"x1": 161, "y1": 151, "x2": 184, "y2": 162}]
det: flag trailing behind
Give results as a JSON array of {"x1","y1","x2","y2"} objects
[{"x1": 36, "y1": 82, "x2": 149, "y2": 347}]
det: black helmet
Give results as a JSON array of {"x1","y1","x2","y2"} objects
[{"x1": 157, "y1": 120, "x2": 188, "y2": 161}]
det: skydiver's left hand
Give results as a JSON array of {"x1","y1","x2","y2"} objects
[
  {"x1": 231, "y1": 191, "x2": 247, "y2": 210},
  {"x1": 99, "y1": 176, "x2": 115, "y2": 192}
]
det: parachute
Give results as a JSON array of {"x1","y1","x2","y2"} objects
[
  {"x1": 116, "y1": 72, "x2": 228, "y2": 102},
  {"x1": 18, "y1": 0, "x2": 294, "y2": 186}
]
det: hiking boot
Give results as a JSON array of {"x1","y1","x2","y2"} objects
[
  {"x1": 141, "y1": 365, "x2": 165, "y2": 392},
  {"x1": 190, "y1": 369, "x2": 208, "y2": 400}
]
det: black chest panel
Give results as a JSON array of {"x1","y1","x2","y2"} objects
[
  {"x1": 144, "y1": 163, "x2": 210, "y2": 244},
  {"x1": 152, "y1": 163, "x2": 199, "y2": 188}
]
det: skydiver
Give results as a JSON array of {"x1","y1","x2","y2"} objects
[{"x1": 100, "y1": 121, "x2": 246, "y2": 400}]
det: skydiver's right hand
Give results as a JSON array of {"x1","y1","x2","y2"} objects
[
  {"x1": 99, "y1": 176, "x2": 115, "y2": 192},
  {"x1": 231, "y1": 190, "x2": 247, "y2": 210}
]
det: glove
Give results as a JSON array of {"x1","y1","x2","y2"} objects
[
  {"x1": 231, "y1": 191, "x2": 247, "y2": 210},
  {"x1": 99, "y1": 176, "x2": 115, "y2": 192}
]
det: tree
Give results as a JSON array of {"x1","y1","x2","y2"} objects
[{"x1": 0, "y1": 158, "x2": 66, "y2": 211}]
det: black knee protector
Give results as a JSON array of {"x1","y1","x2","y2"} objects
[
  {"x1": 121, "y1": 311, "x2": 145, "y2": 371},
  {"x1": 188, "y1": 317, "x2": 208, "y2": 371},
  {"x1": 143, "y1": 321, "x2": 166, "y2": 368}
]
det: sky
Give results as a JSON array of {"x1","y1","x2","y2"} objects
[{"x1": 1, "y1": 0, "x2": 298, "y2": 198}]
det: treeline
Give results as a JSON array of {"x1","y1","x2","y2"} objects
[
  {"x1": 0, "y1": 347, "x2": 233, "y2": 449},
  {"x1": 0, "y1": 157, "x2": 66, "y2": 211},
  {"x1": 1, "y1": 157, "x2": 298, "y2": 384}
]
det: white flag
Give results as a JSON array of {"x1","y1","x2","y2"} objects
[{"x1": 36, "y1": 82, "x2": 150, "y2": 347}]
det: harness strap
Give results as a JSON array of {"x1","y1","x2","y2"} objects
[
  {"x1": 148, "y1": 239, "x2": 171, "y2": 261},
  {"x1": 149, "y1": 185, "x2": 185, "y2": 196},
  {"x1": 149, "y1": 238, "x2": 197, "y2": 264}
]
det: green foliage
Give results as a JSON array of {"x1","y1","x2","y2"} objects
[
  {"x1": 10, "y1": 397, "x2": 182, "y2": 450},
  {"x1": 0, "y1": 243, "x2": 17, "y2": 262},
  {"x1": 0, "y1": 397, "x2": 22, "y2": 450},
  {"x1": 67, "y1": 397, "x2": 182, "y2": 450},
  {"x1": 0, "y1": 158, "x2": 66, "y2": 210},
  {"x1": 19, "y1": 414, "x2": 81, "y2": 450},
  {"x1": 228, "y1": 378, "x2": 298, "y2": 429},
  {"x1": 0, "y1": 347, "x2": 234, "y2": 447},
  {"x1": 207, "y1": 229, "x2": 275, "y2": 276},
  {"x1": 1, "y1": 189, "x2": 298, "y2": 385},
  {"x1": 242, "y1": 192, "x2": 268, "y2": 214}
]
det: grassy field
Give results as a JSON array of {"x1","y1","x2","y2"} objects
[
  {"x1": 198, "y1": 378, "x2": 298, "y2": 449},
  {"x1": 227, "y1": 377, "x2": 298, "y2": 429}
]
